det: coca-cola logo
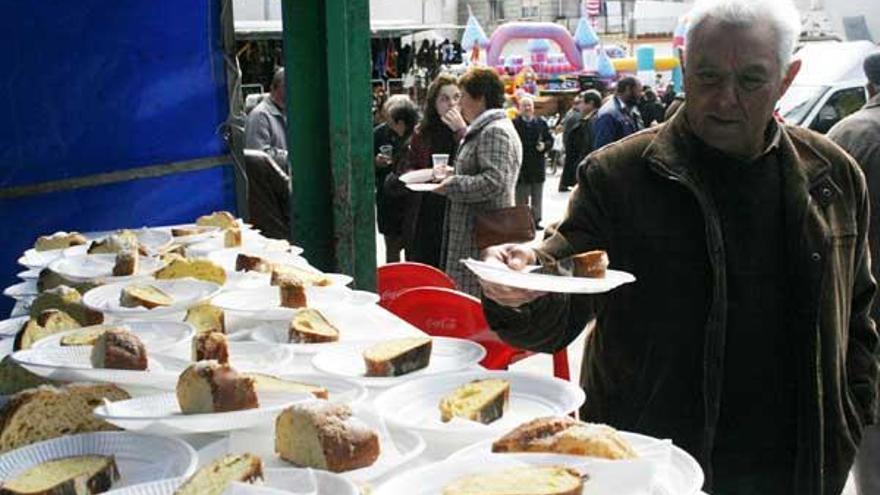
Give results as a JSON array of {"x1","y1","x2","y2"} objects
[{"x1": 424, "y1": 317, "x2": 457, "y2": 331}]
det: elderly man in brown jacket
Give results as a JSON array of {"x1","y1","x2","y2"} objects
[
  {"x1": 479, "y1": 1, "x2": 879, "y2": 494},
  {"x1": 828, "y1": 51, "x2": 880, "y2": 495}
]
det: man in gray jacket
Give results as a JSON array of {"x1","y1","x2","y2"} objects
[
  {"x1": 828, "y1": 50, "x2": 880, "y2": 495},
  {"x1": 245, "y1": 68, "x2": 287, "y2": 164}
]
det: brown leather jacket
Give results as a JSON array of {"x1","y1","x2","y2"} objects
[{"x1": 484, "y1": 109, "x2": 879, "y2": 495}]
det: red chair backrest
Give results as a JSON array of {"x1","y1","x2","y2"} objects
[
  {"x1": 385, "y1": 287, "x2": 522, "y2": 370},
  {"x1": 377, "y1": 262, "x2": 456, "y2": 309}
]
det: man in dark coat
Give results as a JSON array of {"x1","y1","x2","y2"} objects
[
  {"x1": 513, "y1": 95, "x2": 553, "y2": 228},
  {"x1": 479, "y1": 2, "x2": 879, "y2": 494},
  {"x1": 560, "y1": 90, "x2": 603, "y2": 192},
  {"x1": 592, "y1": 76, "x2": 644, "y2": 149},
  {"x1": 828, "y1": 50, "x2": 880, "y2": 495}
]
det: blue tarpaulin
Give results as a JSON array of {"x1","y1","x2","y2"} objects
[{"x1": 0, "y1": 1, "x2": 238, "y2": 316}]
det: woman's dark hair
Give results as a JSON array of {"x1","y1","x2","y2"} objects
[
  {"x1": 421, "y1": 73, "x2": 459, "y2": 135},
  {"x1": 459, "y1": 67, "x2": 506, "y2": 109},
  {"x1": 387, "y1": 97, "x2": 420, "y2": 134}
]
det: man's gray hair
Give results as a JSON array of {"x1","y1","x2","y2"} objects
[
  {"x1": 383, "y1": 94, "x2": 412, "y2": 114},
  {"x1": 687, "y1": 0, "x2": 802, "y2": 71},
  {"x1": 518, "y1": 94, "x2": 535, "y2": 106}
]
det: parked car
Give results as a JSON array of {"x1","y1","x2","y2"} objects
[{"x1": 777, "y1": 40, "x2": 876, "y2": 133}]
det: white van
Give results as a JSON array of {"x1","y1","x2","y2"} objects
[{"x1": 777, "y1": 40, "x2": 876, "y2": 134}]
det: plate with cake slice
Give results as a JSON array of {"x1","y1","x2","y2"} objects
[
  {"x1": 10, "y1": 343, "x2": 187, "y2": 389},
  {"x1": 160, "y1": 340, "x2": 296, "y2": 377},
  {"x1": 83, "y1": 279, "x2": 221, "y2": 316},
  {"x1": 311, "y1": 337, "x2": 486, "y2": 387},
  {"x1": 212, "y1": 285, "x2": 367, "y2": 320},
  {"x1": 157, "y1": 223, "x2": 223, "y2": 245},
  {"x1": 49, "y1": 254, "x2": 166, "y2": 283},
  {"x1": 373, "y1": 452, "x2": 659, "y2": 495},
  {"x1": 31, "y1": 321, "x2": 194, "y2": 353},
  {"x1": 462, "y1": 257, "x2": 636, "y2": 294},
  {"x1": 0, "y1": 431, "x2": 198, "y2": 492},
  {"x1": 247, "y1": 306, "x2": 412, "y2": 354},
  {"x1": 373, "y1": 370, "x2": 585, "y2": 454}
]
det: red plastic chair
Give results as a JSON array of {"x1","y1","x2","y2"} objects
[
  {"x1": 377, "y1": 262, "x2": 456, "y2": 309},
  {"x1": 386, "y1": 287, "x2": 570, "y2": 380}
]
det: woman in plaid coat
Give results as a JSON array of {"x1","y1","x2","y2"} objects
[{"x1": 434, "y1": 68, "x2": 523, "y2": 295}]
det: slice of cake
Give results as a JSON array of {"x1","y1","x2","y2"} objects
[
  {"x1": 196, "y1": 211, "x2": 238, "y2": 229},
  {"x1": 171, "y1": 226, "x2": 213, "y2": 237},
  {"x1": 176, "y1": 361, "x2": 259, "y2": 414},
  {"x1": 272, "y1": 264, "x2": 333, "y2": 287},
  {"x1": 14, "y1": 309, "x2": 81, "y2": 350},
  {"x1": 224, "y1": 227, "x2": 242, "y2": 248},
  {"x1": 235, "y1": 253, "x2": 273, "y2": 273},
  {"x1": 243, "y1": 373, "x2": 329, "y2": 399},
  {"x1": 363, "y1": 337, "x2": 432, "y2": 377},
  {"x1": 34, "y1": 231, "x2": 88, "y2": 251},
  {"x1": 192, "y1": 332, "x2": 229, "y2": 364},
  {"x1": 0, "y1": 383, "x2": 130, "y2": 453},
  {"x1": 0, "y1": 356, "x2": 58, "y2": 396},
  {"x1": 289, "y1": 309, "x2": 339, "y2": 343},
  {"x1": 90, "y1": 327, "x2": 148, "y2": 370},
  {"x1": 571, "y1": 250, "x2": 608, "y2": 278},
  {"x1": 154, "y1": 257, "x2": 227, "y2": 285},
  {"x1": 439, "y1": 379, "x2": 510, "y2": 425},
  {"x1": 172, "y1": 453, "x2": 263, "y2": 495},
  {"x1": 0, "y1": 455, "x2": 120, "y2": 495},
  {"x1": 185, "y1": 304, "x2": 226, "y2": 334},
  {"x1": 119, "y1": 284, "x2": 173, "y2": 309},
  {"x1": 491, "y1": 417, "x2": 638, "y2": 460},
  {"x1": 60, "y1": 326, "x2": 112, "y2": 346},
  {"x1": 277, "y1": 275, "x2": 307, "y2": 309},
  {"x1": 29, "y1": 286, "x2": 104, "y2": 326},
  {"x1": 275, "y1": 402, "x2": 379, "y2": 472},
  {"x1": 112, "y1": 248, "x2": 139, "y2": 276},
  {"x1": 442, "y1": 466, "x2": 584, "y2": 495},
  {"x1": 87, "y1": 231, "x2": 139, "y2": 255},
  {"x1": 37, "y1": 268, "x2": 98, "y2": 294}
]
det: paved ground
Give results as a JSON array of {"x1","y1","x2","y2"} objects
[{"x1": 375, "y1": 169, "x2": 858, "y2": 494}]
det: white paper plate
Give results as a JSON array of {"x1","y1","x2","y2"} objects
[
  {"x1": 373, "y1": 370, "x2": 585, "y2": 452},
  {"x1": 248, "y1": 306, "x2": 414, "y2": 354},
  {"x1": 11, "y1": 346, "x2": 187, "y2": 388},
  {"x1": 0, "y1": 316, "x2": 28, "y2": 337},
  {"x1": 83, "y1": 279, "x2": 221, "y2": 316},
  {"x1": 399, "y1": 168, "x2": 435, "y2": 184},
  {"x1": 212, "y1": 286, "x2": 364, "y2": 320},
  {"x1": 462, "y1": 258, "x2": 636, "y2": 294},
  {"x1": 17, "y1": 268, "x2": 40, "y2": 280},
  {"x1": 406, "y1": 183, "x2": 442, "y2": 192},
  {"x1": 93, "y1": 390, "x2": 311, "y2": 435},
  {"x1": 219, "y1": 402, "x2": 426, "y2": 484},
  {"x1": 3, "y1": 280, "x2": 37, "y2": 300},
  {"x1": 374, "y1": 453, "x2": 660, "y2": 495},
  {"x1": 20, "y1": 247, "x2": 68, "y2": 268},
  {"x1": 450, "y1": 434, "x2": 704, "y2": 495},
  {"x1": 31, "y1": 321, "x2": 194, "y2": 353},
  {"x1": 0, "y1": 432, "x2": 198, "y2": 489},
  {"x1": 162, "y1": 341, "x2": 296, "y2": 376},
  {"x1": 49, "y1": 254, "x2": 166, "y2": 283},
  {"x1": 103, "y1": 468, "x2": 359, "y2": 495},
  {"x1": 311, "y1": 337, "x2": 486, "y2": 388},
  {"x1": 208, "y1": 249, "x2": 310, "y2": 273}
]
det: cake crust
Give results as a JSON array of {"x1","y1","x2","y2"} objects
[
  {"x1": 90, "y1": 328, "x2": 148, "y2": 371},
  {"x1": 289, "y1": 309, "x2": 339, "y2": 343},
  {"x1": 571, "y1": 250, "x2": 609, "y2": 278},
  {"x1": 0, "y1": 455, "x2": 120, "y2": 495},
  {"x1": 363, "y1": 337, "x2": 432, "y2": 377},
  {"x1": 491, "y1": 416, "x2": 637, "y2": 460},
  {"x1": 176, "y1": 361, "x2": 259, "y2": 414}
]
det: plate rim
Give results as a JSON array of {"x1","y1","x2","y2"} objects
[{"x1": 81, "y1": 278, "x2": 222, "y2": 315}]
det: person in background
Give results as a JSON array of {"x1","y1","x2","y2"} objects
[
  {"x1": 480, "y1": 0, "x2": 878, "y2": 493},
  {"x1": 592, "y1": 76, "x2": 644, "y2": 149},
  {"x1": 560, "y1": 90, "x2": 603, "y2": 192},
  {"x1": 245, "y1": 68, "x2": 288, "y2": 164},
  {"x1": 638, "y1": 87, "x2": 666, "y2": 127},
  {"x1": 433, "y1": 67, "x2": 523, "y2": 295},
  {"x1": 373, "y1": 95, "x2": 419, "y2": 263},
  {"x1": 827, "y1": 51, "x2": 880, "y2": 495},
  {"x1": 549, "y1": 123, "x2": 564, "y2": 175},
  {"x1": 513, "y1": 95, "x2": 553, "y2": 229},
  {"x1": 392, "y1": 74, "x2": 464, "y2": 268}
]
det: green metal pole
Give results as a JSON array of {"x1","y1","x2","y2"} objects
[{"x1": 282, "y1": 0, "x2": 376, "y2": 290}]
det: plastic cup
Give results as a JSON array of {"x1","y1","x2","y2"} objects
[{"x1": 432, "y1": 154, "x2": 450, "y2": 180}]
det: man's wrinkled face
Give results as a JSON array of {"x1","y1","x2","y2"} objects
[
  {"x1": 685, "y1": 17, "x2": 799, "y2": 159},
  {"x1": 519, "y1": 98, "x2": 535, "y2": 119}
]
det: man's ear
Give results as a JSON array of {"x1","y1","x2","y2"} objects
[{"x1": 779, "y1": 59, "x2": 802, "y2": 98}]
